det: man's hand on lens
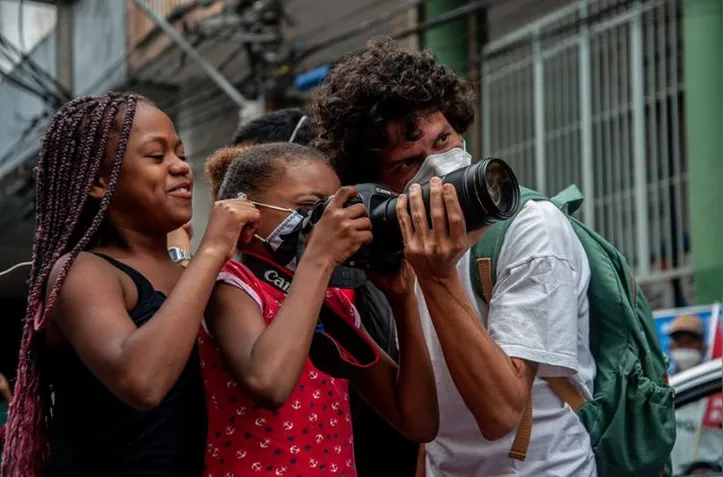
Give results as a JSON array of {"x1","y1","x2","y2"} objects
[{"x1": 396, "y1": 177, "x2": 469, "y2": 281}]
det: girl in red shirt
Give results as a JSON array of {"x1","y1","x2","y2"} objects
[{"x1": 198, "y1": 143, "x2": 438, "y2": 477}]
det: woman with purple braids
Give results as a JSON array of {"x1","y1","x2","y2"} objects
[{"x1": 2, "y1": 92, "x2": 259, "y2": 476}]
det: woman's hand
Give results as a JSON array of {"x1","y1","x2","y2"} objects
[
  {"x1": 198, "y1": 198, "x2": 261, "y2": 261},
  {"x1": 395, "y1": 178, "x2": 469, "y2": 281}
]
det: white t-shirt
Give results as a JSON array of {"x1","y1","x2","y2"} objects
[{"x1": 418, "y1": 200, "x2": 598, "y2": 477}]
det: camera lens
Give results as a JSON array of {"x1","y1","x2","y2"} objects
[
  {"x1": 366, "y1": 158, "x2": 520, "y2": 256},
  {"x1": 417, "y1": 158, "x2": 520, "y2": 232}
]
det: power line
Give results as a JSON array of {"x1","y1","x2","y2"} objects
[
  {"x1": 297, "y1": 0, "x2": 423, "y2": 61},
  {"x1": 292, "y1": 0, "x2": 401, "y2": 45},
  {"x1": 0, "y1": 31, "x2": 70, "y2": 103}
]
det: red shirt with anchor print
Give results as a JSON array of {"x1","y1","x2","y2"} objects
[{"x1": 198, "y1": 259, "x2": 357, "y2": 477}]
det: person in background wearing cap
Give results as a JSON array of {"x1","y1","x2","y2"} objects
[
  {"x1": 668, "y1": 314, "x2": 707, "y2": 374},
  {"x1": 668, "y1": 313, "x2": 720, "y2": 476}
]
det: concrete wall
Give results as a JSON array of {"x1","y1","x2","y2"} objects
[{"x1": 71, "y1": 0, "x2": 128, "y2": 95}]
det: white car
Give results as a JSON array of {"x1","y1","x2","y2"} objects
[{"x1": 670, "y1": 359, "x2": 722, "y2": 476}]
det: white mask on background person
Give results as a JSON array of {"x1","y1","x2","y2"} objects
[
  {"x1": 404, "y1": 141, "x2": 472, "y2": 190},
  {"x1": 671, "y1": 348, "x2": 703, "y2": 372}
]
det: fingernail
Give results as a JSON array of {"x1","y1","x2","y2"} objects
[
  {"x1": 431, "y1": 177, "x2": 441, "y2": 184},
  {"x1": 410, "y1": 184, "x2": 420, "y2": 191}
]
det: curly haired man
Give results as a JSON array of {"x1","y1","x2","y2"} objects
[{"x1": 311, "y1": 39, "x2": 597, "y2": 477}]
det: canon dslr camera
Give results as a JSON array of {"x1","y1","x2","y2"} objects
[{"x1": 298, "y1": 158, "x2": 520, "y2": 285}]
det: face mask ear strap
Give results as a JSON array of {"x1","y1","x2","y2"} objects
[{"x1": 289, "y1": 115, "x2": 307, "y2": 143}]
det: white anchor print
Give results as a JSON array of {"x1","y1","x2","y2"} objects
[
  {"x1": 334, "y1": 445, "x2": 342, "y2": 454},
  {"x1": 235, "y1": 407, "x2": 247, "y2": 416},
  {"x1": 211, "y1": 446, "x2": 220, "y2": 458},
  {"x1": 291, "y1": 400, "x2": 302, "y2": 410},
  {"x1": 330, "y1": 463, "x2": 339, "y2": 473},
  {"x1": 225, "y1": 472, "x2": 234, "y2": 477},
  {"x1": 251, "y1": 462, "x2": 262, "y2": 472},
  {"x1": 236, "y1": 450, "x2": 247, "y2": 459},
  {"x1": 309, "y1": 458, "x2": 319, "y2": 468},
  {"x1": 283, "y1": 421, "x2": 294, "y2": 431},
  {"x1": 225, "y1": 425, "x2": 235, "y2": 435},
  {"x1": 331, "y1": 402, "x2": 340, "y2": 410},
  {"x1": 330, "y1": 418, "x2": 338, "y2": 427},
  {"x1": 259, "y1": 438, "x2": 271, "y2": 449},
  {"x1": 315, "y1": 434, "x2": 324, "y2": 444},
  {"x1": 275, "y1": 467, "x2": 287, "y2": 476},
  {"x1": 312, "y1": 390, "x2": 321, "y2": 399},
  {"x1": 309, "y1": 412, "x2": 318, "y2": 422},
  {"x1": 309, "y1": 370, "x2": 319, "y2": 380},
  {"x1": 290, "y1": 445, "x2": 301, "y2": 454},
  {"x1": 254, "y1": 417, "x2": 266, "y2": 427},
  {"x1": 346, "y1": 459, "x2": 353, "y2": 468}
]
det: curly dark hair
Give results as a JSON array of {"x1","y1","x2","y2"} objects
[{"x1": 310, "y1": 38, "x2": 476, "y2": 185}]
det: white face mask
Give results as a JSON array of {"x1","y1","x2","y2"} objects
[
  {"x1": 671, "y1": 348, "x2": 703, "y2": 372},
  {"x1": 404, "y1": 141, "x2": 472, "y2": 190}
]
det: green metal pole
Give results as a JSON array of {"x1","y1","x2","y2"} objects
[
  {"x1": 424, "y1": 0, "x2": 471, "y2": 143},
  {"x1": 424, "y1": 0, "x2": 469, "y2": 74},
  {"x1": 683, "y1": 0, "x2": 723, "y2": 304}
]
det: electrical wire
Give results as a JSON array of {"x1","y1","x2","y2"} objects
[
  {"x1": 292, "y1": 0, "x2": 397, "y2": 44},
  {"x1": 0, "y1": 261, "x2": 32, "y2": 278},
  {"x1": 0, "y1": 31, "x2": 70, "y2": 103},
  {"x1": 297, "y1": 0, "x2": 424, "y2": 61}
]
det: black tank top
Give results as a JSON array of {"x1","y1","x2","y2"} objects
[{"x1": 41, "y1": 254, "x2": 207, "y2": 477}]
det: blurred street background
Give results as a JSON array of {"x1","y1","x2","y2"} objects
[{"x1": 0, "y1": 0, "x2": 721, "y2": 472}]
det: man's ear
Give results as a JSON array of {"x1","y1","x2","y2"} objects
[{"x1": 89, "y1": 175, "x2": 109, "y2": 200}]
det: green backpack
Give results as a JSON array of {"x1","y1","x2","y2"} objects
[{"x1": 469, "y1": 185, "x2": 676, "y2": 477}]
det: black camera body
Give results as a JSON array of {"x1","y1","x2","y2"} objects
[
  {"x1": 302, "y1": 183, "x2": 406, "y2": 272},
  {"x1": 296, "y1": 158, "x2": 521, "y2": 287}
]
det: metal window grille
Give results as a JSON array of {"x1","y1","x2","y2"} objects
[{"x1": 481, "y1": 0, "x2": 690, "y2": 295}]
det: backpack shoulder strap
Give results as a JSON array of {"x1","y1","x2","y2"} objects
[
  {"x1": 470, "y1": 187, "x2": 550, "y2": 304},
  {"x1": 471, "y1": 185, "x2": 588, "y2": 462},
  {"x1": 550, "y1": 184, "x2": 584, "y2": 215}
]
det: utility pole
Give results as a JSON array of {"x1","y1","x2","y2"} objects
[
  {"x1": 56, "y1": 0, "x2": 74, "y2": 96},
  {"x1": 423, "y1": 0, "x2": 469, "y2": 73}
]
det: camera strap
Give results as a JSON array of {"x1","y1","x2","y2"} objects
[
  {"x1": 294, "y1": 231, "x2": 368, "y2": 289},
  {"x1": 239, "y1": 253, "x2": 379, "y2": 379}
]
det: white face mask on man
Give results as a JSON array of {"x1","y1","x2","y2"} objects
[
  {"x1": 403, "y1": 141, "x2": 472, "y2": 190},
  {"x1": 671, "y1": 348, "x2": 703, "y2": 372}
]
